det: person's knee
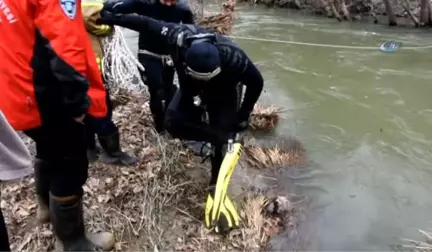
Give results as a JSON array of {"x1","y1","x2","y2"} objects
[
  {"x1": 164, "y1": 113, "x2": 182, "y2": 138},
  {"x1": 49, "y1": 159, "x2": 88, "y2": 197}
]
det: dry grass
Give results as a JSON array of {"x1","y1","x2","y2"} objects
[
  {"x1": 242, "y1": 137, "x2": 306, "y2": 169},
  {"x1": 2, "y1": 90, "x2": 300, "y2": 251},
  {"x1": 175, "y1": 195, "x2": 290, "y2": 252},
  {"x1": 197, "y1": 0, "x2": 236, "y2": 35},
  {"x1": 250, "y1": 104, "x2": 284, "y2": 131}
]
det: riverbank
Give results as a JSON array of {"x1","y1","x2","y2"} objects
[
  {"x1": 2, "y1": 90, "x2": 306, "y2": 251},
  {"x1": 238, "y1": 0, "x2": 431, "y2": 27}
]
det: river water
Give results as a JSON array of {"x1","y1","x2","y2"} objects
[
  {"x1": 124, "y1": 3, "x2": 432, "y2": 251},
  {"x1": 230, "y1": 4, "x2": 432, "y2": 251}
]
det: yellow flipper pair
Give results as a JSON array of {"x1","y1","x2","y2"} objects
[{"x1": 205, "y1": 142, "x2": 243, "y2": 234}]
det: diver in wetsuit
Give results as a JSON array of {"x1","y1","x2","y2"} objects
[
  {"x1": 104, "y1": 0, "x2": 195, "y2": 132},
  {"x1": 100, "y1": 10, "x2": 264, "y2": 232}
]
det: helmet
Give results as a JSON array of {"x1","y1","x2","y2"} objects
[{"x1": 184, "y1": 42, "x2": 221, "y2": 81}]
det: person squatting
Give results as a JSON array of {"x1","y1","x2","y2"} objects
[{"x1": 101, "y1": 0, "x2": 264, "y2": 231}]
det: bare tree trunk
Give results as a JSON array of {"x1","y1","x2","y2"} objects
[
  {"x1": 402, "y1": 2, "x2": 420, "y2": 27},
  {"x1": 330, "y1": 0, "x2": 342, "y2": 21},
  {"x1": 420, "y1": 0, "x2": 429, "y2": 26},
  {"x1": 319, "y1": 0, "x2": 333, "y2": 17},
  {"x1": 339, "y1": 0, "x2": 351, "y2": 20},
  {"x1": 428, "y1": 0, "x2": 432, "y2": 25},
  {"x1": 383, "y1": 0, "x2": 397, "y2": 26}
]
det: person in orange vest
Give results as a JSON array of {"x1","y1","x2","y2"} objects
[
  {"x1": 82, "y1": 0, "x2": 138, "y2": 165},
  {"x1": 0, "y1": 0, "x2": 114, "y2": 250}
]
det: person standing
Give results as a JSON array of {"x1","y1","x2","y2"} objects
[
  {"x1": 0, "y1": 0, "x2": 114, "y2": 250},
  {"x1": 104, "y1": 0, "x2": 195, "y2": 133},
  {"x1": 82, "y1": 0, "x2": 138, "y2": 165},
  {"x1": 0, "y1": 110, "x2": 33, "y2": 251}
]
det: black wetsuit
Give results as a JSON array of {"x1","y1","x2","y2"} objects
[
  {"x1": 100, "y1": 13, "x2": 264, "y2": 184},
  {"x1": 104, "y1": 0, "x2": 194, "y2": 132}
]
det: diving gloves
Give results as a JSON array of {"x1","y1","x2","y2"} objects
[{"x1": 205, "y1": 140, "x2": 243, "y2": 234}]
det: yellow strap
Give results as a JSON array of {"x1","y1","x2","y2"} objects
[
  {"x1": 96, "y1": 57, "x2": 102, "y2": 71},
  {"x1": 82, "y1": 2, "x2": 103, "y2": 7},
  {"x1": 94, "y1": 25, "x2": 112, "y2": 36}
]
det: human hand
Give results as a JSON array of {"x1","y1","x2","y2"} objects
[
  {"x1": 74, "y1": 114, "x2": 86, "y2": 124},
  {"x1": 99, "y1": 9, "x2": 118, "y2": 25},
  {"x1": 234, "y1": 111, "x2": 250, "y2": 132}
]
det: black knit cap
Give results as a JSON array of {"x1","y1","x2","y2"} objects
[{"x1": 184, "y1": 42, "x2": 221, "y2": 74}]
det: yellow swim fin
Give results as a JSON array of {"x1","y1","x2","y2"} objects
[
  {"x1": 205, "y1": 142, "x2": 243, "y2": 233},
  {"x1": 205, "y1": 194, "x2": 239, "y2": 234}
]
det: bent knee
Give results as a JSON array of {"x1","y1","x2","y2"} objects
[{"x1": 164, "y1": 114, "x2": 182, "y2": 138}]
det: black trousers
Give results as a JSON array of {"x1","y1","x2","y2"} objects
[
  {"x1": 165, "y1": 88, "x2": 239, "y2": 185},
  {"x1": 138, "y1": 53, "x2": 175, "y2": 130},
  {"x1": 24, "y1": 119, "x2": 88, "y2": 197},
  {"x1": 0, "y1": 203, "x2": 10, "y2": 252}
]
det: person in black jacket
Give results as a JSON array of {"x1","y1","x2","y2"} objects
[
  {"x1": 100, "y1": 11, "x2": 264, "y2": 187},
  {"x1": 104, "y1": 0, "x2": 195, "y2": 132},
  {"x1": 101, "y1": 10, "x2": 263, "y2": 232}
]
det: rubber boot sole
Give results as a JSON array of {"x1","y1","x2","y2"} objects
[
  {"x1": 36, "y1": 195, "x2": 50, "y2": 224},
  {"x1": 100, "y1": 152, "x2": 138, "y2": 166},
  {"x1": 54, "y1": 233, "x2": 114, "y2": 252}
]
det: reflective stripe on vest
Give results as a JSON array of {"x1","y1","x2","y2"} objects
[{"x1": 96, "y1": 57, "x2": 102, "y2": 71}]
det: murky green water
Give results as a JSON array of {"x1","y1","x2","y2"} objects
[
  {"x1": 125, "y1": 3, "x2": 432, "y2": 250},
  {"x1": 231, "y1": 4, "x2": 432, "y2": 251}
]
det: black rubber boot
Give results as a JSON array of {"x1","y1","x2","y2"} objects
[
  {"x1": 86, "y1": 129, "x2": 99, "y2": 163},
  {"x1": 153, "y1": 115, "x2": 165, "y2": 133},
  {"x1": 183, "y1": 141, "x2": 212, "y2": 157},
  {"x1": 98, "y1": 129, "x2": 138, "y2": 165},
  {"x1": 50, "y1": 194, "x2": 114, "y2": 251},
  {"x1": 34, "y1": 159, "x2": 50, "y2": 223}
]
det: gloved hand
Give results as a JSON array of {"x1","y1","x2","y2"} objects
[
  {"x1": 103, "y1": 0, "x2": 134, "y2": 13},
  {"x1": 99, "y1": 9, "x2": 119, "y2": 26},
  {"x1": 234, "y1": 111, "x2": 251, "y2": 132}
]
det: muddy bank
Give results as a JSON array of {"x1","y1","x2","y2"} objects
[{"x1": 238, "y1": 0, "x2": 429, "y2": 27}]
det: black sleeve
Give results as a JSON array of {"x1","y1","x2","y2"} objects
[
  {"x1": 218, "y1": 42, "x2": 264, "y2": 117},
  {"x1": 131, "y1": 0, "x2": 155, "y2": 15},
  {"x1": 101, "y1": 13, "x2": 179, "y2": 45},
  {"x1": 175, "y1": 0, "x2": 195, "y2": 24},
  {"x1": 100, "y1": 12, "x2": 190, "y2": 47},
  {"x1": 103, "y1": 0, "x2": 154, "y2": 15},
  {"x1": 238, "y1": 60, "x2": 264, "y2": 117},
  {"x1": 182, "y1": 8, "x2": 195, "y2": 24}
]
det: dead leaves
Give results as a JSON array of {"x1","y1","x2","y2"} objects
[
  {"x1": 3, "y1": 88, "x2": 296, "y2": 252},
  {"x1": 175, "y1": 195, "x2": 290, "y2": 252}
]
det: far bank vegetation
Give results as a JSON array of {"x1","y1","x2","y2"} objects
[{"x1": 240, "y1": 0, "x2": 432, "y2": 27}]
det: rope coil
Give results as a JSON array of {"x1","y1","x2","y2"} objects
[{"x1": 101, "y1": 26, "x2": 147, "y2": 94}]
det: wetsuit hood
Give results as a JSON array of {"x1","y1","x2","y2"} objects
[{"x1": 184, "y1": 42, "x2": 221, "y2": 81}]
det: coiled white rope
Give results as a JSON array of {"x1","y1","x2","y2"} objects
[
  {"x1": 101, "y1": 26, "x2": 147, "y2": 94},
  {"x1": 229, "y1": 35, "x2": 432, "y2": 50}
]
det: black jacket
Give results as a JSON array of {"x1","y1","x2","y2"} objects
[
  {"x1": 105, "y1": 0, "x2": 194, "y2": 55},
  {"x1": 100, "y1": 12, "x2": 263, "y2": 118}
]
